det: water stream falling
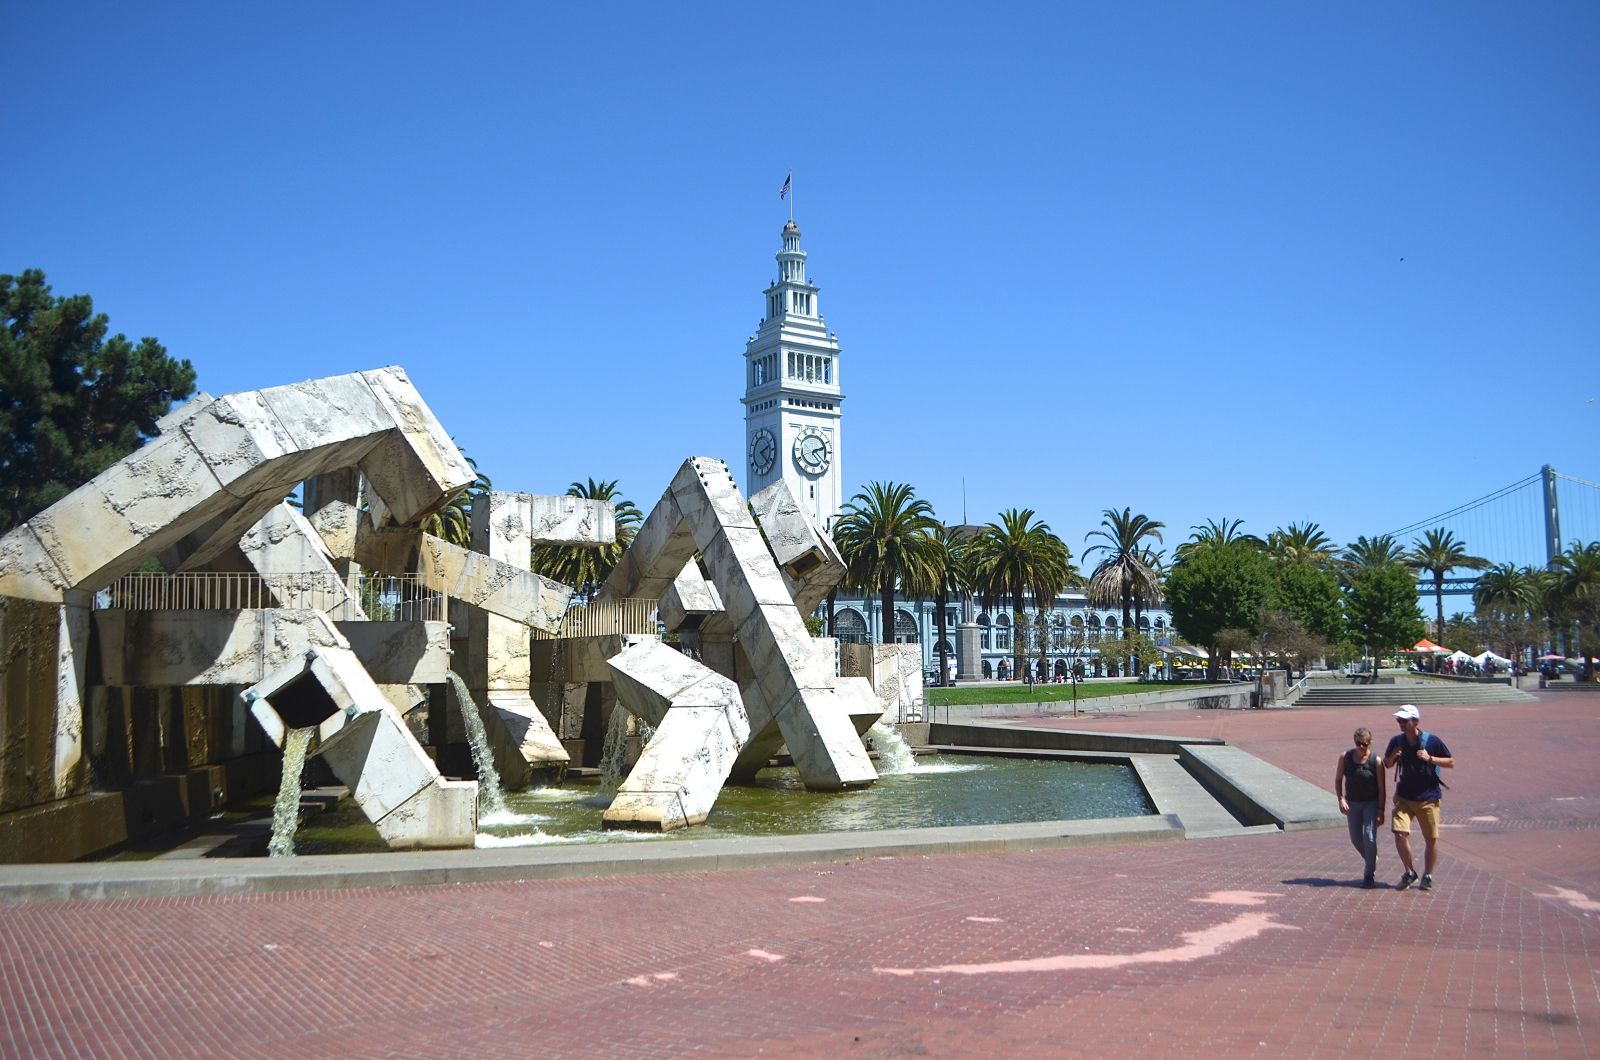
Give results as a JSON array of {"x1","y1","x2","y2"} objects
[
  {"x1": 596, "y1": 704, "x2": 631, "y2": 796},
  {"x1": 866, "y1": 720, "x2": 917, "y2": 775},
  {"x1": 267, "y1": 727, "x2": 314, "y2": 858},
  {"x1": 444, "y1": 670, "x2": 508, "y2": 816}
]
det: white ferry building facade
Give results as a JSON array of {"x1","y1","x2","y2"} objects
[{"x1": 738, "y1": 220, "x2": 1176, "y2": 681}]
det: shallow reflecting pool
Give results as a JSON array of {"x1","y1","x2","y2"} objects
[{"x1": 291, "y1": 754, "x2": 1153, "y2": 855}]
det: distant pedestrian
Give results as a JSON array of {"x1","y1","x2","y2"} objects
[
  {"x1": 1334, "y1": 726, "x2": 1385, "y2": 888},
  {"x1": 1384, "y1": 704, "x2": 1455, "y2": 892}
]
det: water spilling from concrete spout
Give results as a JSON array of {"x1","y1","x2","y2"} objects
[
  {"x1": 867, "y1": 721, "x2": 917, "y2": 775},
  {"x1": 444, "y1": 671, "x2": 508, "y2": 816},
  {"x1": 597, "y1": 704, "x2": 632, "y2": 796},
  {"x1": 268, "y1": 727, "x2": 314, "y2": 858}
]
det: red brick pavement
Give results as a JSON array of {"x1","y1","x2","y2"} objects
[{"x1": 2, "y1": 692, "x2": 1597, "y2": 1057}]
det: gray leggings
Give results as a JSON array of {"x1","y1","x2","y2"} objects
[{"x1": 1347, "y1": 799, "x2": 1381, "y2": 879}]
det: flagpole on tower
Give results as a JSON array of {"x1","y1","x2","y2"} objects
[{"x1": 780, "y1": 170, "x2": 793, "y2": 220}]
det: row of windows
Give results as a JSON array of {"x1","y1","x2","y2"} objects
[
  {"x1": 750, "y1": 353, "x2": 778, "y2": 387},
  {"x1": 832, "y1": 607, "x2": 1165, "y2": 648},
  {"x1": 788, "y1": 398, "x2": 835, "y2": 410},
  {"x1": 788, "y1": 352, "x2": 831, "y2": 383},
  {"x1": 766, "y1": 290, "x2": 815, "y2": 318}
]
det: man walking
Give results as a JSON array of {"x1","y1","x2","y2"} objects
[{"x1": 1384, "y1": 704, "x2": 1455, "y2": 892}]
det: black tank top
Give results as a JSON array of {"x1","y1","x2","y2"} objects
[{"x1": 1345, "y1": 749, "x2": 1381, "y2": 802}]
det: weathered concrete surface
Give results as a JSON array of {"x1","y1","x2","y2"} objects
[
  {"x1": 748, "y1": 479, "x2": 846, "y2": 615},
  {"x1": 236, "y1": 503, "x2": 363, "y2": 615},
  {"x1": 601, "y1": 458, "x2": 875, "y2": 792},
  {"x1": 92, "y1": 611, "x2": 449, "y2": 686},
  {"x1": 1178, "y1": 743, "x2": 1343, "y2": 832},
  {"x1": 1, "y1": 596, "x2": 90, "y2": 812},
  {"x1": 460, "y1": 491, "x2": 579, "y2": 784},
  {"x1": 840, "y1": 643, "x2": 924, "y2": 725},
  {"x1": 354, "y1": 520, "x2": 571, "y2": 634},
  {"x1": 0, "y1": 367, "x2": 474, "y2": 604},
  {"x1": 604, "y1": 639, "x2": 749, "y2": 831},
  {"x1": 245, "y1": 631, "x2": 476, "y2": 850}
]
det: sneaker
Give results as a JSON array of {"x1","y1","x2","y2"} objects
[
  {"x1": 1361, "y1": 877, "x2": 1376, "y2": 889},
  {"x1": 1397, "y1": 870, "x2": 1419, "y2": 891},
  {"x1": 1419, "y1": 874, "x2": 1434, "y2": 892}
]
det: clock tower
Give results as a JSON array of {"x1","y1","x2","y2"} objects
[{"x1": 741, "y1": 219, "x2": 844, "y2": 529}]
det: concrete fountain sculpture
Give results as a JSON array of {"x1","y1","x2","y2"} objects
[{"x1": 0, "y1": 367, "x2": 921, "y2": 860}]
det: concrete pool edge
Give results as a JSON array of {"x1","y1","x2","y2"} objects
[{"x1": 0, "y1": 814, "x2": 1184, "y2": 904}]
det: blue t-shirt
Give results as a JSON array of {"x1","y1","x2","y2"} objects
[{"x1": 1386, "y1": 731, "x2": 1450, "y2": 801}]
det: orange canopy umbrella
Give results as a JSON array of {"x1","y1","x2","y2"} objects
[{"x1": 1409, "y1": 638, "x2": 1448, "y2": 654}]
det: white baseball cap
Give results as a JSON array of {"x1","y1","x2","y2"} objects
[{"x1": 1393, "y1": 704, "x2": 1420, "y2": 721}]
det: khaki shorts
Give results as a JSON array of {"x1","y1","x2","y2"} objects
[{"x1": 1392, "y1": 797, "x2": 1441, "y2": 839}]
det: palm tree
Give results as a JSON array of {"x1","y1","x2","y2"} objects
[
  {"x1": 1473, "y1": 563, "x2": 1543, "y2": 664},
  {"x1": 1338, "y1": 534, "x2": 1407, "y2": 587},
  {"x1": 1174, "y1": 516, "x2": 1259, "y2": 563},
  {"x1": 831, "y1": 482, "x2": 941, "y2": 645},
  {"x1": 528, "y1": 478, "x2": 642, "y2": 597},
  {"x1": 968, "y1": 508, "x2": 1077, "y2": 683},
  {"x1": 1409, "y1": 528, "x2": 1491, "y2": 641},
  {"x1": 1084, "y1": 507, "x2": 1165, "y2": 673},
  {"x1": 1552, "y1": 540, "x2": 1600, "y2": 679},
  {"x1": 1267, "y1": 522, "x2": 1335, "y2": 569},
  {"x1": 914, "y1": 523, "x2": 973, "y2": 685}
]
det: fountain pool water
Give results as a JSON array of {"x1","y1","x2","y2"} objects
[{"x1": 288, "y1": 753, "x2": 1153, "y2": 855}]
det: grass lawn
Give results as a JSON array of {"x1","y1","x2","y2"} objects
[{"x1": 925, "y1": 681, "x2": 1223, "y2": 707}]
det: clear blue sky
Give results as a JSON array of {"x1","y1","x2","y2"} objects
[{"x1": 7, "y1": 2, "x2": 1597, "y2": 565}]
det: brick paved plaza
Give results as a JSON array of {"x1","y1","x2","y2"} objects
[{"x1": 3, "y1": 692, "x2": 1597, "y2": 1057}]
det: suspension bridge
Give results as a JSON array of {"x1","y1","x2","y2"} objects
[{"x1": 1385, "y1": 465, "x2": 1600, "y2": 595}]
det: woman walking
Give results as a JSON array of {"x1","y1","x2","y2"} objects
[{"x1": 1335, "y1": 726, "x2": 1386, "y2": 888}]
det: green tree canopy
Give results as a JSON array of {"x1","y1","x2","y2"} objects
[
  {"x1": 1273, "y1": 561, "x2": 1345, "y2": 645},
  {"x1": 1164, "y1": 539, "x2": 1276, "y2": 676},
  {"x1": 1343, "y1": 563, "x2": 1426, "y2": 670},
  {"x1": 1, "y1": 269, "x2": 197, "y2": 532}
]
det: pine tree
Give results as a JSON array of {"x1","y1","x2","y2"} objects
[{"x1": 1, "y1": 270, "x2": 197, "y2": 532}]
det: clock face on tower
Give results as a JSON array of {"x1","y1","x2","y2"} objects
[
  {"x1": 792, "y1": 426, "x2": 832, "y2": 474},
  {"x1": 749, "y1": 427, "x2": 777, "y2": 475}
]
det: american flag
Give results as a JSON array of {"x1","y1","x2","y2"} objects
[{"x1": 779, "y1": 173, "x2": 791, "y2": 200}]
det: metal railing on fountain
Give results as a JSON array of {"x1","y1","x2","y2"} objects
[
  {"x1": 96, "y1": 571, "x2": 446, "y2": 622},
  {"x1": 530, "y1": 597, "x2": 661, "y2": 640}
]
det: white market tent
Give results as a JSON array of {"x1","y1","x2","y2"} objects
[
  {"x1": 1445, "y1": 650, "x2": 1474, "y2": 665},
  {"x1": 1474, "y1": 650, "x2": 1514, "y2": 668}
]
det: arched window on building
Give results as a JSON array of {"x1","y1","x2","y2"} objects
[
  {"x1": 982, "y1": 660, "x2": 993, "y2": 679},
  {"x1": 894, "y1": 609, "x2": 919, "y2": 645},
  {"x1": 995, "y1": 613, "x2": 1011, "y2": 652},
  {"x1": 934, "y1": 639, "x2": 952, "y2": 655},
  {"x1": 1050, "y1": 611, "x2": 1067, "y2": 650},
  {"x1": 978, "y1": 612, "x2": 992, "y2": 650},
  {"x1": 834, "y1": 608, "x2": 868, "y2": 645},
  {"x1": 1138, "y1": 616, "x2": 1150, "y2": 632}
]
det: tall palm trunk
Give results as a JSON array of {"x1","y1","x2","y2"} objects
[
  {"x1": 1434, "y1": 573, "x2": 1446, "y2": 642},
  {"x1": 880, "y1": 573, "x2": 896, "y2": 645},
  {"x1": 934, "y1": 584, "x2": 950, "y2": 685},
  {"x1": 1011, "y1": 575, "x2": 1026, "y2": 681}
]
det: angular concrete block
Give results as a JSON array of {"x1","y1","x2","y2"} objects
[
  {"x1": 598, "y1": 488, "x2": 693, "y2": 602},
  {"x1": 357, "y1": 367, "x2": 476, "y2": 525},
  {"x1": 750, "y1": 479, "x2": 846, "y2": 614}
]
